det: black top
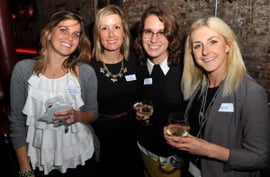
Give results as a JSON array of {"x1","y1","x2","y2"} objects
[
  {"x1": 189, "y1": 86, "x2": 219, "y2": 137},
  {"x1": 136, "y1": 62, "x2": 186, "y2": 157},
  {"x1": 89, "y1": 54, "x2": 139, "y2": 116},
  {"x1": 89, "y1": 53, "x2": 144, "y2": 177}
]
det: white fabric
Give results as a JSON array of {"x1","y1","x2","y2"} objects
[
  {"x1": 137, "y1": 141, "x2": 167, "y2": 163},
  {"x1": 146, "y1": 57, "x2": 169, "y2": 75},
  {"x1": 22, "y1": 73, "x2": 94, "y2": 174}
]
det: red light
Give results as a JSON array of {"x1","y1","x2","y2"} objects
[
  {"x1": 16, "y1": 48, "x2": 39, "y2": 55},
  {"x1": 19, "y1": 10, "x2": 25, "y2": 16},
  {"x1": 28, "y1": 7, "x2": 34, "y2": 16},
  {"x1": 12, "y1": 14, "x2": 16, "y2": 20}
]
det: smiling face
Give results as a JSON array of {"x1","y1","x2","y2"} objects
[
  {"x1": 191, "y1": 26, "x2": 230, "y2": 77},
  {"x1": 98, "y1": 14, "x2": 124, "y2": 52},
  {"x1": 142, "y1": 14, "x2": 169, "y2": 64},
  {"x1": 47, "y1": 19, "x2": 81, "y2": 57}
]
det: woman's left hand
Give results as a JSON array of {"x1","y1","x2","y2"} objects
[
  {"x1": 163, "y1": 126, "x2": 230, "y2": 161},
  {"x1": 163, "y1": 126, "x2": 209, "y2": 156}
]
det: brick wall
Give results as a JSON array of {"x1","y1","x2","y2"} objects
[
  {"x1": 19, "y1": 0, "x2": 270, "y2": 101},
  {"x1": 123, "y1": 0, "x2": 270, "y2": 101}
]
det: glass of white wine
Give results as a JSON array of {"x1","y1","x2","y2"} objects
[
  {"x1": 137, "y1": 100, "x2": 154, "y2": 126},
  {"x1": 167, "y1": 112, "x2": 190, "y2": 137}
]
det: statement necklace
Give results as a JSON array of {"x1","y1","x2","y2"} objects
[{"x1": 99, "y1": 60, "x2": 127, "y2": 83}]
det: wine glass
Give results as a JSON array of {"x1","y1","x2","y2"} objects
[
  {"x1": 167, "y1": 112, "x2": 190, "y2": 137},
  {"x1": 135, "y1": 100, "x2": 154, "y2": 126}
]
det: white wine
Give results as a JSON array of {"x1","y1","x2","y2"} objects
[
  {"x1": 167, "y1": 127, "x2": 189, "y2": 137},
  {"x1": 167, "y1": 112, "x2": 189, "y2": 137},
  {"x1": 139, "y1": 105, "x2": 154, "y2": 117}
]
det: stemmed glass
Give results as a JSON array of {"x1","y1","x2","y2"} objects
[
  {"x1": 160, "y1": 112, "x2": 189, "y2": 172},
  {"x1": 166, "y1": 112, "x2": 190, "y2": 137},
  {"x1": 135, "y1": 100, "x2": 154, "y2": 126}
]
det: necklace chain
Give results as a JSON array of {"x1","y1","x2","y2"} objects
[
  {"x1": 197, "y1": 85, "x2": 221, "y2": 137},
  {"x1": 99, "y1": 60, "x2": 127, "y2": 83}
]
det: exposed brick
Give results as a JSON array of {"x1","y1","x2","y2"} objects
[{"x1": 18, "y1": 0, "x2": 270, "y2": 101}]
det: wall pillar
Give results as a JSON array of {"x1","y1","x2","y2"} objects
[{"x1": 0, "y1": 0, "x2": 17, "y2": 103}]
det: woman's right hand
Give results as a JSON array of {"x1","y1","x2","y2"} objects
[{"x1": 133, "y1": 102, "x2": 151, "y2": 121}]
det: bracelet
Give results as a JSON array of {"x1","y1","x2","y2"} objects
[{"x1": 18, "y1": 170, "x2": 34, "y2": 177}]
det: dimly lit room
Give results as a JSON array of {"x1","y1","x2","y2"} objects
[{"x1": 0, "y1": 1, "x2": 269, "y2": 177}]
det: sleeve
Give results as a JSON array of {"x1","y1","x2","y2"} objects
[
  {"x1": 226, "y1": 78, "x2": 270, "y2": 170},
  {"x1": 79, "y1": 63, "x2": 99, "y2": 121},
  {"x1": 8, "y1": 60, "x2": 34, "y2": 150}
]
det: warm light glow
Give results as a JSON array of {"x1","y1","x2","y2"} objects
[
  {"x1": 12, "y1": 14, "x2": 16, "y2": 20},
  {"x1": 19, "y1": 10, "x2": 25, "y2": 16},
  {"x1": 28, "y1": 7, "x2": 34, "y2": 16},
  {"x1": 16, "y1": 48, "x2": 39, "y2": 55}
]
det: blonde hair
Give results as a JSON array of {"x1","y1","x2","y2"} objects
[
  {"x1": 92, "y1": 4, "x2": 130, "y2": 61},
  {"x1": 181, "y1": 16, "x2": 247, "y2": 100}
]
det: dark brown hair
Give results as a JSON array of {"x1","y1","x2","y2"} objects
[{"x1": 133, "y1": 6, "x2": 183, "y2": 66}]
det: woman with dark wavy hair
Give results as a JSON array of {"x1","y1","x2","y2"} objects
[{"x1": 133, "y1": 6, "x2": 186, "y2": 177}]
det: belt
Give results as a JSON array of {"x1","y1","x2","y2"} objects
[{"x1": 99, "y1": 111, "x2": 128, "y2": 120}]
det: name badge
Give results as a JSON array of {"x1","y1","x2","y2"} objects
[
  {"x1": 125, "y1": 74, "x2": 136, "y2": 81},
  {"x1": 67, "y1": 78, "x2": 81, "y2": 95},
  {"x1": 67, "y1": 87, "x2": 81, "y2": 95},
  {"x1": 218, "y1": 103, "x2": 234, "y2": 112},
  {"x1": 188, "y1": 161, "x2": 201, "y2": 177},
  {"x1": 144, "y1": 78, "x2": 152, "y2": 85}
]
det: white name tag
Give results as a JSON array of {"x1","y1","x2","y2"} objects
[
  {"x1": 188, "y1": 161, "x2": 201, "y2": 177},
  {"x1": 67, "y1": 78, "x2": 81, "y2": 95},
  {"x1": 125, "y1": 74, "x2": 136, "y2": 81},
  {"x1": 67, "y1": 87, "x2": 80, "y2": 95},
  {"x1": 144, "y1": 78, "x2": 152, "y2": 85},
  {"x1": 218, "y1": 103, "x2": 234, "y2": 112}
]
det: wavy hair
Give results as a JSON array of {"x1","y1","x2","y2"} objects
[
  {"x1": 92, "y1": 4, "x2": 130, "y2": 61},
  {"x1": 34, "y1": 10, "x2": 91, "y2": 77},
  {"x1": 133, "y1": 6, "x2": 183, "y2": 66},
  {"x1": 181, "y1": 16, "x2": 247, "y2": 100}
]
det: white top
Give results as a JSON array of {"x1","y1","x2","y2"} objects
[{"x1": 22, "y1": 73, "x2": 94, "y2": 174}]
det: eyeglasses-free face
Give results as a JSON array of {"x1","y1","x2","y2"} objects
[
  {"x1": 48, "y1": 19, "x2": 81, "y2": 57},
  {"x1": 98, "y1": 14, "x2": 124, "y2": 52}
]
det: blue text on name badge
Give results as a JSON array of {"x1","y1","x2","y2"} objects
[
  {"x1": 144, "y1": 78, "x2": 152, "y2": 85},
  {"x1": 125, "y1": 74, "x2": 136, "y2": 81},
  {"x1": 67, "y1": 87, "x2": 81, "y2": 95},
  {"x1": 218, "y1": 103, "x2": 234, "y2": 112}
]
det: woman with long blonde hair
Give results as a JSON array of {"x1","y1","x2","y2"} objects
[{"x1": 164, "y1": 16, "x2": 270, "y2": 177}]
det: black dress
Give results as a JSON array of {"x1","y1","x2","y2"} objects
[{"x1": 89, "y1": 54, "x2": 144, "y2": 177}]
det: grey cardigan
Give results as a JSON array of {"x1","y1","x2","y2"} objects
[
  {"x1": 185, "y1": 75, "x2": 270, "y2": 177},
  {"x1": 8, "y1": 59, "x2": 100, "y2": 160}
]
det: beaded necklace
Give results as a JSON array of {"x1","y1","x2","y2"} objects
[{"x1": 99, "y1": 60, "x2": 127, "y2": 83}]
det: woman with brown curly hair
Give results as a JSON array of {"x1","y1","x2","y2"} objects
[{"x1": 133, "y1": 5, "x2": 186, "y2": 177}]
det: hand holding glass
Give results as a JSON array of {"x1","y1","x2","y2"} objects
[
  {"x1": 134, "y1": 100, "x2": 154, "y2": 125},
  {"x1": 167, "y1": 112, "x2": 190, "y2": 137}
]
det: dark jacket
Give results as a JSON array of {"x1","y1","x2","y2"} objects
[{"x1": 185, "y1": 75, "x2": 270, "y2": 177}]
